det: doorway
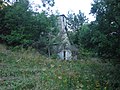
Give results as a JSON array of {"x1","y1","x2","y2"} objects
[{"x1": 63, "y1": 50, "x2": 66, "y2": 60}]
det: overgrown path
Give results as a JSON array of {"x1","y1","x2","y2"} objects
[{"x1": 0, "y1": 45, "x2": 120, "y2": 90}]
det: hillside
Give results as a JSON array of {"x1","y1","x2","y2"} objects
[{"x1": 0, "y1": 44, "x2": 120, "y2": 90}]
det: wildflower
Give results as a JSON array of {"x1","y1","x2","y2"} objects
[
  {"x1": 104, "y1": 87, "x2": 107, "y2": 90},
  {"x1": 95, "y1": 81, "x2": 100, "y2": 88},
  {"x1": 79, "y1": 84, "x2": 83, "y2": 88},
  {"x1": 58, "y1": 76, "x2": 62, "y2": 79},
  {"x1": 42, "y1": 68, "x2": 46, "y2": 71},
  {"x1": 51, "y1": 64, "x2": 54, "y2": 67},
  {"x1": 59, "y1": 65, "x2": 61, "y2": 67}
]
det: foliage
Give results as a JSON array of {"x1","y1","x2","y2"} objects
[
  {"x1": 74, "y1": 0, "x2": 120, "y2": 59},
  {"x1": 90, "y1": 0, "x2": 120, "y2": 58},
  {"x1": 0, "y1": 0, "x2": 59, "y2": 55},
  {"x1": 41, "y1": 0, "x2": 55, "y2": 7},
  {"x1": 0, "y1": 0, "x2": 33, "y2": 45},
  {"x1": 67, "y1": 10, "x2": 87, "y2": 31},
  {"x1": 0, "y1": 44, "x2": 120, "y2": 90},
  {"x1": 67, "y1": 10, "x2": 87, "y2": 48}
]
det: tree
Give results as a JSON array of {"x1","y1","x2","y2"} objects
[
  {"x1": 32, "y1": 13, "x2": 59, "y2": 55},
  {"x1": 89, "y1": 0, "x2": 120, "y2": 58},
  {"x1": 67, "y1": 10, "x2": 87, "y2": 47},
  {"x1": 0, "y1": 0, "x2": 59, "y2": 56},
  {"x1": 41, "y1": 0, "x2": 55, "y2": 7},
  {"x1": 67, "y1": 10, "x2": 87, "y2": 31},
  {"x1": 0, "y1": 0, "x2": 34, "y2": 45}
]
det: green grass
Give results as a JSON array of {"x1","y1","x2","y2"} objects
[{"x1": 0, "y1": 44, "x2": 120, "y2": 90}]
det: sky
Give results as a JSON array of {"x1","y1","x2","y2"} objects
[{"x1": 30, "y1": 0, "x2": 95, "y2": 22}]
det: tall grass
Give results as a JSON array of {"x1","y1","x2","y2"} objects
[{"x1": 0, "y1": 44, "x2": 120, "y2": 90}]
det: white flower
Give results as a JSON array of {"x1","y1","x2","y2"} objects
[
  {"x1": 51, "y1": 64, "x2": 55, "y2": 68},
  {"x1": 58, "y1": 76, "x2": 62, "y2": 79},
  {"x1": 42, "y1": 68, "x2": 46, "y2": 71}
]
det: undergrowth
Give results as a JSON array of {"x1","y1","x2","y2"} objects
[{"x1": 0, "y1": 44, "x2": 120, "y2": 90}]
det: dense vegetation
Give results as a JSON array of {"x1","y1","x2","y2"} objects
[
  {"x1": 0, "y1": 0, "x2": 120, "y2": 89},
  {"x1": 0, "y1": 0, "x2": 59, "y2": 55},
  {"x1": 77, "y1": 0, "x2": 120, "y2": 59},
  {"x1": 1, "y1": 0, "x2": 119, "y2": 59},
  {"x1": 0, "y1": 44, "x2": 120, "y2": 90}
]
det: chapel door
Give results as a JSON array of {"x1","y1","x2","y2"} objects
[{"x1": 63, "y1": 50, "x2": 66, "y2": 60}]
